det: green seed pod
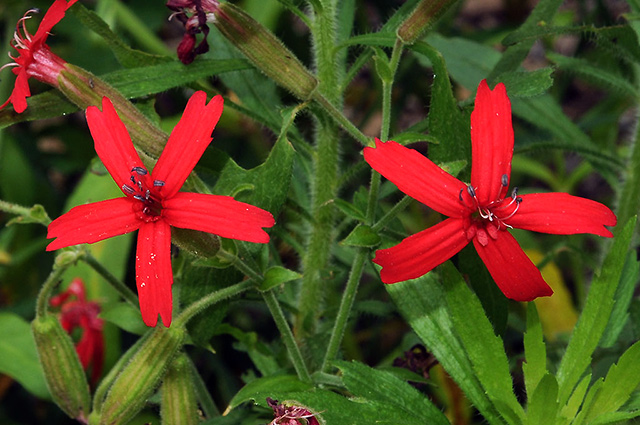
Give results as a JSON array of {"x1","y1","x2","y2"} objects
[
  {"x1": 213, "y1": 2, "x2": 318, "y2": 99},
  {"x1": 397, "y1": 0, "x2": 458, "y2": 45},
  {"x1": 31, "y1": 315, "x2": 91, "y2": 422},
  {"x1": 161, "y1": 353, "x2": 199, "y2": 425},
  {"x1": 98, "y1": 326, "x2": 186, "y2": 425}
]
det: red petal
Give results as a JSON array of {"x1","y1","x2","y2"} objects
[
  {"x1": 364, "y1": 139, "x2": 467, "y2": 218},
  {"x1": 163, "y1": 192, "x2": 275, "y2": 243},
  {"x1": 470, "y1": 80, "x2": 514, "y2": 205},
  {"x1": 473, "y1": 231, "x2": 553, "y2": 301},
  {"x1": 505, "y1": 193, "x2": 616, "y2": 237},
  {"x1": 152, "y1": 92, "x2": 224, "y2": 198},
  {"x1": 47, "y1": 198, "x2": 142, "y2": 250},
  {"x1": 373, "y1": 218, "x2": 469, "y2": 284},
  {"x1": 34, "y1": 0, "x2": 79, "y2": 43},
  {"x1": 8, "y1": 70, "x2": 30, "y2": 113},
  {"x1": 136, "y1": 221, "x2": 173, "y2": 327},
  {"x1": 86, "y1": 97, "x2": 146, "y2": 192}
]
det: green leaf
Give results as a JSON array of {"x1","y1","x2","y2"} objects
[
  {"x1": 559, "y1": 373, "x2": 591, "y2": 423},
  {"x1": 525, "y1": 374, "x2": 559, "y2": 425},
  {"x1": 588, "y1": 410, "x2": 640, "y2": 425},
  {"x1": 372, "y1": 47, "x2": 393, "y2": 83},
  {"x1": 440, "y1": 262, "x2": 525, "y2": 424},
  {"x1": 385, "y1": 273, "x2": 504, "y2": 424},
  {"x1": 578, "y1": 340, "x2": 640, "y2": 423},
  {"x1": 556, "y1": 216, "x2": 637, "y2": 405},
  {"x1": 410, "y1": 42, "x2": 471, "y2": 173},
  {"x1": 100, "y1": 302, "x2": 147, "y2": 336},
  {"x1": 71, "y1": 3, "x2": 169, "y2": 68},
  {"x1": 211, "y1": 106, "x2": 297, "y2": 218},
  {"x1": 335, "y1": 360, "x2": 450, "y2": 424},
  {"x1": 217, "y1": 324, "x2": 281, "y2": 377},
  {"x1": 0, "y1": 312, "x2": 49, "y2": 399},
  {"x1": 333, "y1": 199, "x2": 366, "y2": 222},
  {"x1": 599, "y1": 251, "x2": 640, "y2": 347},
  {"x1": 547, "y1": 53, "x2": 639, "y2": 98},
  {"x1": 523, "y1": 303, "x2": 548, "y2": 398},
  {"x1": 101, "y1": 59, "x2": 253, "y2": 99},
  {"x1": 341, "y1": 224, "x2": 381, "y2": 248},
  {"x1": 228, "y1": 374, "x2": 313, "y2": 410},
  {"x1": 260, "y1": 266, "x2": 302, "y2": 291},
  {"x1": 494, "y1": 68, "x2": 554, "y2": 98}
]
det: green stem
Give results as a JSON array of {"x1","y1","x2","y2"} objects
[
  {"x1": 295, "y1": 1, "x2": 343, "y2": 339},
  {"x1": 313, "y1": 94, "x2": 370, "y2": 146},
  {"x1": 173, "y1": 280, "x2": 254, "y2": 328},
  {"x1": 320, "y1": 249, "x2": 367, "y2": 372},
  {"x1": 372, "y1": 196, "x2": 413, "y2": 232},
  {"x1": 35, "y1": 262, "x2": 72, "y2": 318},
  {"x1": 0, "y1": 200, "x2": 51, "y2": 226},
  {"x1": 82, "y1": 252, "x2": 139, "y2": 309},
  {"x1": 215, "y1": 249, "x2": 312, "y2": 382},
  {"x1": 615, "y1": 105, "x2": 640, "y2": 237},
  {"x1": 262, "y1": 289, "x2": 312, "y2": 383},
  {"x1": 379, "y1": 39, "x2": 404, "y2": 142}
]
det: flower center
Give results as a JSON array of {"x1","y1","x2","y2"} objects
[
  {"x1": 459, "y1": 174, "x2": 522, "y2": 246},
  {"x1": 121, "y1": 167, "x2": 165, "y2": 222}
]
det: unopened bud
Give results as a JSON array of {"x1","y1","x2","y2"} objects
[
  {"x1": 98, "y1": 326, "x2": 185, "y2": 425},
  {"x1": 32, "y1": 315, "x2": 91, "y2": 422},
  {"x1": 212, "y1": 2, "x2": 318, "y2": 99},
  {"x1": 397, "y1": 0, "x2": 458, "y2": 44},
  {"x1": 57, "y1": 64, "x2": 168, "y2": 158},
  {"x1": 161, "y1": 353, "x2": 199, "y2": 425}
]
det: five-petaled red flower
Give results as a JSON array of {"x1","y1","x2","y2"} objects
[
  {"x1": 46, "y1": 91, "x2": 275, "y2": 326},
  {"x1": 0, "y1": 0, "x2": 78, "y2": 113},
  {"x1": 364, "y1": 80, "x2": 617, "y2": 301},
  {"x1": 50, "y1": 278, "x2": 104, "y2": 387}
]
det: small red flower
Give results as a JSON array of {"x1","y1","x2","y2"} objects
[
  {"x1": 46, "y1": 91, "x2": 275, "y2": 326},
  {"x1": 364, "y1": 80, "x2": 617, "y2": 301},
  {"x1": 267, "y1": 397, "x2": 320, "y2": 425},
  {"x1": 50, "y1": 278, "x2": 104, "y2": 386},
  {"x1": 0, "y1": 0, "x2": 78, "y2": 113}
]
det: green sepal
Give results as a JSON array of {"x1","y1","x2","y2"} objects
[
  {"x1": 341, "y1": 224, "x2": 381, "y2": 248},
  {"x1": 260, "y1": 266, "x2": 302, "y2": 292},
  {"x1": 161, "y1": 353, "x2": 199, "y2": 425}
]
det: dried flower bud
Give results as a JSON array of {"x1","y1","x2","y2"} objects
[
  {"x1": 32, "y1": 315, "x2": 91, "y2": 422},
  {"x1": 397, "y1": 0, "x2": 458, "y2": 44},
  {"x1": 98, "y1": 326, "x2": 185, "y2": 425},
  {"x1": 211, "y1": 2, "x2": 318, "y2": 99}
]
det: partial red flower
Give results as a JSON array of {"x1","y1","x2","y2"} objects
[
  {"x1": 364, "y1": 79, "x2": 617, "y2": 301},
  {"x1": 46, "y1": 91, "x2": 275, "y2": 326},
  {"x1": 50, "y1": 278, "x2": 104, "y2": 387},
  {"x1": 167, "y1": 0, "x2": 217, "y2": 64},
  {"x1": 0, "y1": 0, "x2": 78, "y2": 113}
]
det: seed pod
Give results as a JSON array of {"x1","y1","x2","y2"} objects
[
  {"x1": 31, "y1": 315, "x2": 91, "y2": 422},
  {"x1": 212, "y1": 2, "x2": 318, "y2": 99},
  {"x1": 397, "y1": 0, "x2": 458, "y2": 44},
  {"x1": 98, "y1": 326, "x2": 186, "y2": 425},
  {"x1": 161, "y1": 353, "x2": 199, "y2": 425}
]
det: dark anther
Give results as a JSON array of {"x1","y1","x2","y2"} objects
[
  {"x1": 459, "y1": 188, "x2": 464, "y2": 201},
  {"x1": 516, "y1": 197, "x2": 522, "y2": 203},
  {"x1": 133, "y1": 195, "x2": 145, "y2": 202},
  {"x1": 467, "y1": 186, "x2": 476, "y2": 197},
  {"x1": 145, "y1": 190, "x2": 151, "y2": 200},
  {"x1": 131, "y1": 166, "x2": 148, "y2": 175},
  {"x1": 153, "y1": 180, "x2": 165, "y2": 187},
  {"x1": 511, "y1": 187, "x2": 519, "y2": 199},
  {"x1": 130, "y1": 176, "x2": 136, "y2": 184},
  {"x1": 501, "y1": 174, "x2": 508, "y2": 187},
  {"x1": 122, "y1": 184, "x2": 134, "y2": 194}
]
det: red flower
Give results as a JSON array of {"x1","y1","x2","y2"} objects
[
  {"x1": 46, "y1": 92, "x2": 275, "y2": 326},
  {"x1": 267, "y1": 397, "x2": 320, "y2": 425},
  {"x1": 364, "y1": 80, "x2": 616, "y2": 301},
  {"x1": 0, "y1": 0, "x2": 78, "y2": 113},
  {"x1": 50, "y1": 278, "x2": 104, "y2": 386}
]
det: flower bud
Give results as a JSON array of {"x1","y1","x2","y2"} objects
[
  {"x1": 172, "y1": 227, "x2": 220, "y2": 258},
  {"x1": 98, "y1": 326, "x2": 186, "y2": 425},
  {"x1": 212, "y1": 2, "x2": 318, "y2": 99},
  {"x1": 397, "y1": 0, "x2": 458, "y2": 44},
  {"x1": 161, "y1": 353, "x2": 199, "y2": 425},
  {"x1": 57, "y1": 64, "x2": 168, "y2": 158},
  {"x1": 31, "y1": 315, "x2": 91, "y2": 422}
]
